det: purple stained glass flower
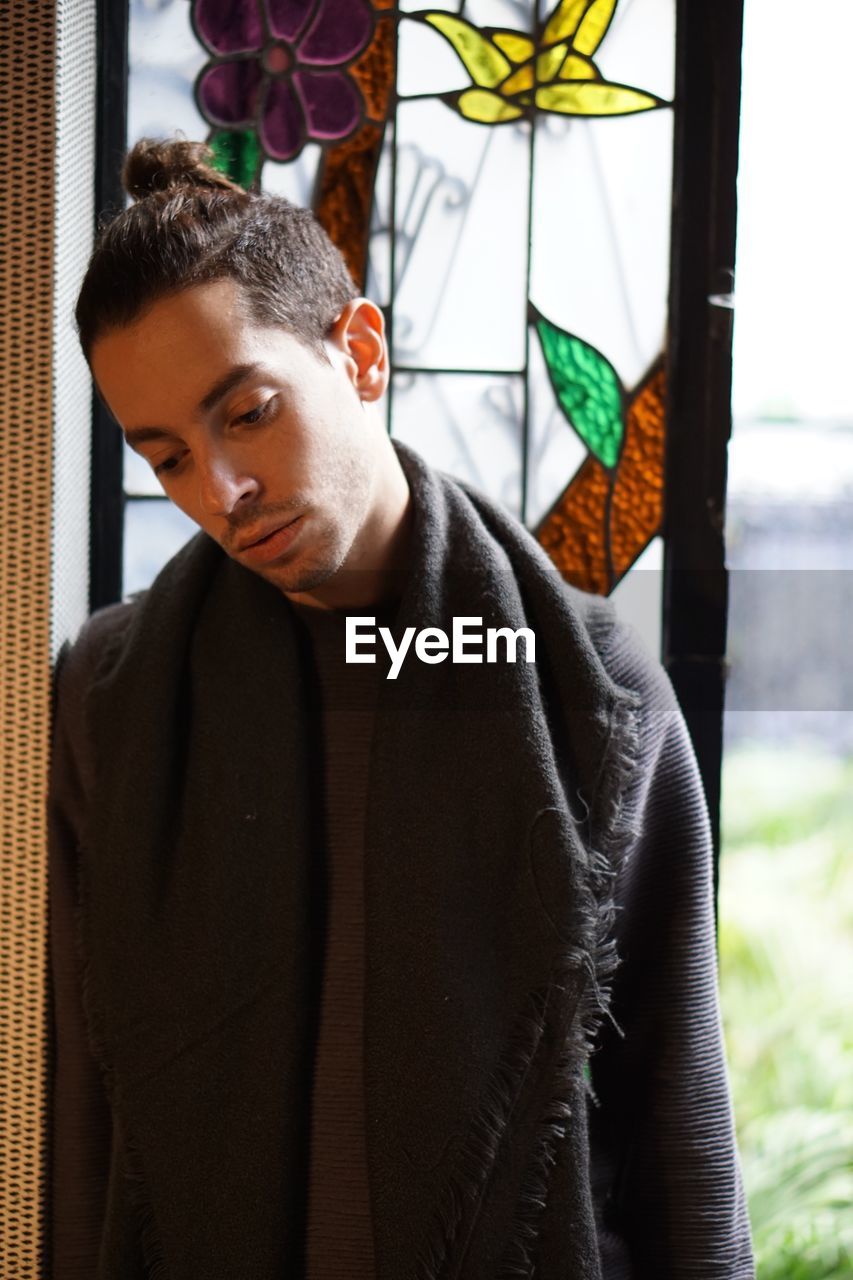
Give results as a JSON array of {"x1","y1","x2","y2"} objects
[{"x1": 193, "y1": 0, "x2": 374, "y2": 162}]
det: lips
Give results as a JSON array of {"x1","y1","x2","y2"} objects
[
  {"x1": 236, "y1": 517, "x2": 299, "y2": 552},
  {"x1": 238, "y1": 515, "x2": 305, "y2": 565}
]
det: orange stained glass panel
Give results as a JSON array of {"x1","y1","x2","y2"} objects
[
  {"x1": 350, "y1": 10, "x2": 396, "y2": 121},
  {"x1": 315, "y1": 5, "x2": 396, "y2": 288},
  {"x1": 314, "y1": 123, "x2": 384, "y2": 288},
  {"x1": 535, "y1": 453, "x2": 612, "y2": 596},
  {"x1": 610, "y1": 361, "x2": 666, "y2": 581}
]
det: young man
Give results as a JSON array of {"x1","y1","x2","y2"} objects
[{"x1": 48, "y1": 138, "x2": 754, "y2": 1278}]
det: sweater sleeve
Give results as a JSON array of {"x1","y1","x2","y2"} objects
[
  {"x1": 47, "y1": 616, "x2": 122, "y2": 1279},
  {"x1": 587, "y1": 617, "x2": 755, "y2": 1279}
]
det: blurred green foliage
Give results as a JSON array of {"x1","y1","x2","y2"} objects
[{"x1": 719, "y1": 742, "x2": 853, "y2": 1278}]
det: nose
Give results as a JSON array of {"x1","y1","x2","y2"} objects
[{"x1": 196, "y1": 448, "x2": 260, "y2": 517}]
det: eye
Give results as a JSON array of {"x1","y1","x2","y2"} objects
[
  {"x1": 236, "y1": 398, "x2": 275, "y2": 427},
  {"x1": 153, "y1": 454, "x2": 184, "y2": 477},
  {"x1": 152, "y1": 399, "x2": 276, "y2": 478}
]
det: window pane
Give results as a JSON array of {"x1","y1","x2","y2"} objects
[
  {"x1": 392, "y1": 99, "x2": 530, "y2": 372},
  {"x1": 391, "y1": 370, "x2": 524, "y2": 516},
  {"x1": 123, "y1": 497, "x2": 198, "y2": 597},
  {"x1": 128, "y1": 0, "x2": 207, "y2": 152}
]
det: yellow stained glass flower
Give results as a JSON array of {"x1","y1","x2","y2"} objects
[{"x1": 414, "y1": 0, "x2": 666, "y2": 125}]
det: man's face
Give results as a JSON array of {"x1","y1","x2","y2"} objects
[{"x1": 90, "y1": 278, "x2": 391, "y2": 599}]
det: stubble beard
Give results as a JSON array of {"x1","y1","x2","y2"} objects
[{"x1": 260, "y1": 450, "x2": 375, "y2": 596}]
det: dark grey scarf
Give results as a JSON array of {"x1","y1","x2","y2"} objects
[{"x1": 79, "y1": 439, "x2": 642, "y2": 1279}]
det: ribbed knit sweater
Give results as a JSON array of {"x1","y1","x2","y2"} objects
[{"x1": 290, "y1": 597, "x2": 395, "y2": 1278}]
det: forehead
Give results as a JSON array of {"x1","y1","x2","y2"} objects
[{"x1": 90, "y1": 279, "x2": 311, "y2": 424}]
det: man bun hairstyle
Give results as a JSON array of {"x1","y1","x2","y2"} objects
[
  {"x1": 75, "y1": 134, "x2": 359, "y2": 366},
  {"x1": 121, "y1": 136, "x2": 246, "y2": 200}
]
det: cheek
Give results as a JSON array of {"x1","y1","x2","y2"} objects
[
  {"x1": 272, "y1": 383, "x2": 364, "y2": 485},
  {"x1": 305, "y1": 397, "x2": 359, "y2": 464}
]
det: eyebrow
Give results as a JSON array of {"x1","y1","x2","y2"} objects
[{"x1": 122, "y1": 362, "x2": 266, "y2": 449}]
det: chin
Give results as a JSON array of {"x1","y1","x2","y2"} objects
[
  {"x1": 270, "y1": 545, "x2": 347, "y2": 595},
  {"x1": 275, "y1": 565, "x2": 339, "y2": 595},
  {"x1": 258, "y1": 516, "x2": 352, "y2": 590}
]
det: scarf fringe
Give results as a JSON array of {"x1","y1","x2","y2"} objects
[
  {"x1": 496, "y1": 1035, "x2": 576, "y2": 1279},
  {"x1": 415, "y1": 687, "x2": 644, "y2": 1280},
  {"x1": 580, "y1": 687, "x2": 646, "y2": 1054},
  {"x1": 414, "y1": 985, "x2": 555, "y2": 1280}
]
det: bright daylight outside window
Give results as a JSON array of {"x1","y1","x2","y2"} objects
[{"x1": 720, "y1": 0, "x2": 853, "y2": 1274}]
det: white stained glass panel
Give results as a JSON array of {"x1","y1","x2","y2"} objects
[
  {"x1": 464, "y1": 0, "x2": 536, "y2": 29},
  {"x1": 366, "y1": 127, "x2": 394, "y2": 309},
  {"x1": 594, "y1": 0, "x2": 675, "y2": 104},
  {"x1": 392, "y1": 98, "x2": 530, "y2": 372},
  {"x1": 609, "y1": 534, "x2": 663, "y2": 660},
  {"x1": 261, "y1": 145, "x2": 322, "y2": 208},
  {"x1": 128, "y1": 0, "x2": 208, "y2": 153},
  {"x1": 398, "y1": 0, "x2": 535, "y2": 26},
  {"x1": 391, "y1": 371, "x2": 524, "y2": 517},
  {"x1": 124, "y1": 497, "x2": 198, "y2": 598},
  {"x1": 397, "y1": 0, "x2": 454, "y2": 11},
  {"x1": 531, "y1": 107, "x2": 673, "y2": 391},
  {"x1": 397, "y1": 15, "x2": 479, "y2": 99}
]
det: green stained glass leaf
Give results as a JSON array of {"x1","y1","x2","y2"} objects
[
  {"x1": 536, "y1": 79, "x2": 662, "y2": 116},
  {"x1": 536, "y1": 319, "x2": 624, "y2": 467},
  {"x1": 208, "y1": 128, "x2": 261, "y2": 190},
  {"x1": 423, "y1": 13, "x2": 511, "y2": 89}
]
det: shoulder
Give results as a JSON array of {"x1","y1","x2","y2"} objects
[
  {"x1": 593, "y1": 604, "x2": 711, "y2": 850},
  {"x1": 48, "y1": 596, "x2": 145, "y2": 841},
  {"x1": 560, "y1": 584, "x2": 679, "y2": 725},
  {"x1": 566, "y1": 590, "x2": 693, "y2": 813},
  {"x1": 51, "y1": 594, "x2": 148, "y2": 796},
  {"x1": 54, "y1": 594, "x2": 145, "y2": 705},
  {"x1": 603, "y1": 608, "x2": 679, "y2": 731}
]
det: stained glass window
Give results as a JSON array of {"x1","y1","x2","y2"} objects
[{"x1": 124, "y1": 0, "x2": 675, "y2": 637}]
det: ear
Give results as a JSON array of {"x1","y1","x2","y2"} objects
[{"x1": 326, "y1": 298, "x2": 389, "y2": 403}]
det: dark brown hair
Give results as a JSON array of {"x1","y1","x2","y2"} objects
[{"x1": 74, "y1": 136, "x2": 359, "y2": 365}]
